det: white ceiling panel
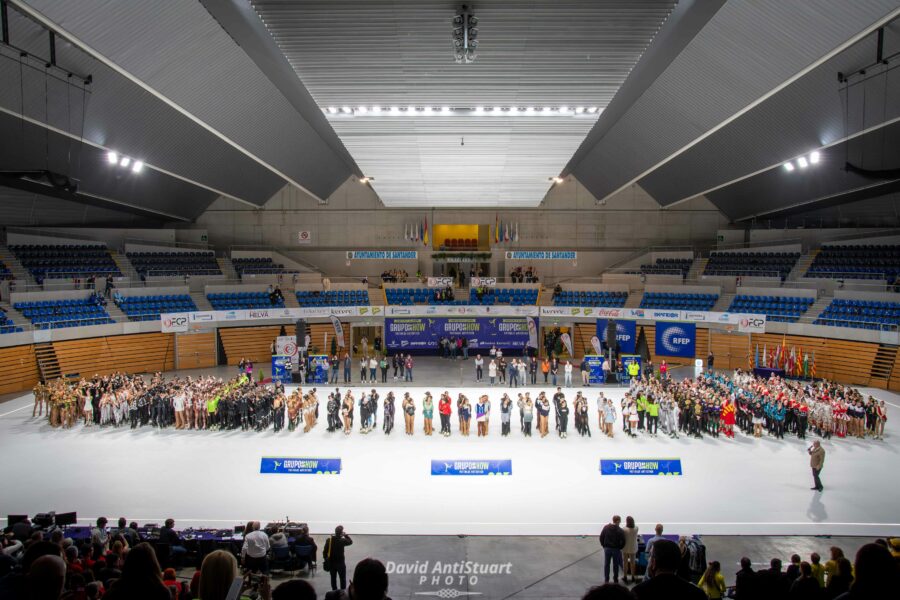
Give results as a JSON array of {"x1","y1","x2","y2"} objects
[{"x1": 251, "y1": 0, "x2": 677, "y2": 206}]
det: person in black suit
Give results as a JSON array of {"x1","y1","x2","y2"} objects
[
  {"x1": 324, "y1": 525, "x2": 353, "y2": 592},
  {"x1": 633, "y1": 539, "x2": 706, "y2": 600},
  {"x1": 734, "y1": 557, "x2": 760, "y2": 600},
  {"x1": 158, "y1": 518, "x2": 186, "y2": 565},
  {"x1": 756, "y1": 558, "x2": 790, "y2": 600}
]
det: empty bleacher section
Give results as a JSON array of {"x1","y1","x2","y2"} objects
[
  {"x1": 704, "y1": 250, "x2": 800, "y2": 280},
  {"x1": 815, "y1": 298, "x2": 900, "y2": 330},
  {"x1": 553, "y1": 290, "x2": 627, "y2": 307},
  {"x1": 9, "y1": 244, "x2": 121, "y2": 282},
  {"x1": 0, "y1": 307, "x2": 24, "y2": 334},
  {"x1": 640, "y1": 291, "x2": 718, "y2": 310},
  {"x1": 805, "y1": 244, "x2": 900, "y2": 282},
  {"x1": 126, "y1": 250, "x2": 221, "y2": 277},
  {"x1": 728, "y1": 294, "x2": 814, "y2": 323},
  {"x1": 385, "y1": 287, "x2": 466, "y2": 305},
  {"x1": 296, "y1": 289, "x2": 369, "y2": 306},
  {"x1": 631, "y1": 257, "x2": 693, "y2": 278},
  {"x1": 208, "y1": 290, "x2": 285, "y2": 310},
  {"x1": 469, "y1": 287, "x2": 539, "y2": 305},
  {"x1": 116, "y1": 294, "x2": 197, "y2": 321},
  {"x1": 232, "y1": 256, "x2": 296, "y2": 275},
  {"x1": 14, "y1": 296, "x2": 113, "y2": 329}
]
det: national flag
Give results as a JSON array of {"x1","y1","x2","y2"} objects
[
  {"x1": 423, "y1": 216, "x2": 429, "y2": 246},
  {"x1": 763, "y1": 344, "x2": 767, "y2": 368},
  {"x1": 404, "y1": 223, "x2": 409, "y2": 241},
  {"x1": 504, "y1": 222, "x2": 510, "y2": 242},
  {"x1": 494, "y1": 214, "x2": 500, "y2": 243},
  {"x1": 754, "y1": 344, "x2": 760, "y2": 369},
  {"x1": 514, "y1": 222, "x2": 519, "y2": 242},
  {"x1": 780, "y1": 334, "x2": 787, "y2": 370},
  {"x1": 811, "y1": 352, "x2": 817, "y2": 378},
  {"x1": 803, "y1": 353, "x2": 810, "y2": 378}
]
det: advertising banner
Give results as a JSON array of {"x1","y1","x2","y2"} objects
[
  {"x1": 596, "y1": 319, "x2": 636, "y2": 354},
  {"x1": 330, "y1": 315, "x2": 345, "y2": 347},
  {"x1": 583, "y1": 355, "x2": 606, "y2": 384},
  {"x1": 654, "y1": 322, "x2": 696, "y2": 357},
  {"x1": 600, "y1": 459, "x2": 683, "y2": 476},
  {"x1": 271, "y1": 355, "x2": 293, "y2": 385},
  {"x1": 275, "y1": 335, "x2": 299, "y2": 357},
  {"x1": 161, "y1": 313, "x2": 189, "y2": 333},
  {"x1": 385, "y1": 317, "x2": 533, "y2": 350},
  {"x1": 470, "y1": 277, "x2": 497, "y2": 287},
  {"x1": 505, "y1": 251, "x2": 576, "y2": 260},
  {"x1": 297, "y1": 230, "x2": 312, "y2": 244},
  {"x1": 386, "y1": 305, "x2": 539, "y2": 317},
  {"x1": 431, "y1": 459, "x2": 512, "y2": 476},
  {"x1": 347, "y1": 251, "x2": 417, "y2": 260},
  {"x1": 526, "y1": 316, "x2": 538, "y2": 349},
  {"x1": 260, "y1": 457, "x2": 342, "y2": 474},
  {"x1": 426, "y1": 277, "x2": 454, "y2": 288}
]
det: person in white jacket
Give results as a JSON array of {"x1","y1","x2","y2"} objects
[{"x1": 564, "y1": 361, "x2": 573, "y2": 387}]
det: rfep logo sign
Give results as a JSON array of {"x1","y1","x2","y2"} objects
[{"x1": 161, "y1": 314, "x2": 189, "y2": 332}]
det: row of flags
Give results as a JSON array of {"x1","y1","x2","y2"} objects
[
  {"x1": 403, "y1": 218, "x2": 429, "y2": 245},
  {"x1": 753, "y1": 335, "x2": 817, "y2": 378},
  {"x1": 493, "y1": 214, "x2": 519, "y2": 243}
]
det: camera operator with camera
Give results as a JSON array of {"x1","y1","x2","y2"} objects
[{"x1": 323, "y1": 525, "x2": 354, "y2": 591}]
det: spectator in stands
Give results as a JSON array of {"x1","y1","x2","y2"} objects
[
  {"x1": 581, "y1": 584, "x2": 636, "y2": 600},
  {"x1": 840, "y1": 542, "x2": 898, "y2": 598},
  {"x1": 199, "y1": 549, "x2": 242, "y2": 600},
  {"x1": 758, "y1": 558, "x2": 790, "y2": 599},
  {"x1": 242, "y1": 521, "x2": 271, "y2": 573},
  {"x1": 325, "y1": 557, "x2": 390, "y2": 600},
  {"x1": 622, "y1": 516, "x2": 640, "y2": 584},
  {"x1": 273, "y1": 579, "x2": 317, "y2": 600},
  {"x1": 789, "y1": 561, "x2": 822, "y2": 599},
  {"x1": 26, "y1": 554, "x2": 66, "y2": 600},
  {"x1": 599, "y1": 515, "x2": 626, "y2": 584},
  {"x1": 103, "y1": 542, "x2": 171, "y2": 600},
  {"x1": 632, "y1": 539, "x2": 706, "y2": 600},
  {"x1": 698, "y1": 561, "x2": 726, "y2": 599},
  {"x1": 809, "y1": 553, "x2": 825, "y2": 587},
  {"x1": 90, "y1": 517, "x2": 109, "y2": 550},
  {"x1": 160, "y1": 518, "x2": 187, "y2": 563},
  {"x1": 324, "y1": 525, "x2": 354, "y2": 592},
  {"x1": 825, "y1": 557, "x2": 852, "y2": 598},
  {"x1": 734, "y1": 556, "x2": 759, "y2": 600},
  {"x1": 786, "y1": 554, "x2": 802, "y2": 580}
]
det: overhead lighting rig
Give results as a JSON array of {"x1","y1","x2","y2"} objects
[
  {"x1": 324, "y1": 105, "x2": 601, "y2": 118},
  {"x1": 107, "y1": 151, "x2": 144, "y2": 174},
  {"x1": 452, "y1": 4, "x2": 478, "y2": 64},
  {"x1": 783, "y1": 151, "x2": 820, "y2": 172}
]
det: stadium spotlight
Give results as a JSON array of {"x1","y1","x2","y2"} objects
[
  {"x1": 549, "y1": 176, "x2": 564, "y2": 184},
  {"x1": 131, "y1": 160, "x2": 144, "y2": 174},
  {"x1": 120, "y1": 157, "x2": 131, "y2": 167},
  {"x1": 372, "y1": 105, "x2": 382, "y2": 114},
  {"x1": 107, "y1": 151, "x2": 118, "y2": 164},
  {"x1": 797, "y1": 156, "x2": 809, "y2": 168},
  {"x1": 359, "y1": 176, "x2": 374, "y2": 184},
  {"x1": 327, "y1": 106, "x2": 338, "y2": 114},
  {"x1": 341, "y1": 106, "x2": 352, "y2": 114},
  {"x1": 587, "y1": 106, "x2": 598, "y2": 113},
  {"x1": 783, "y1": 161, "x2": 795, "y2": 172},
  {"x1": 809, "y1": 151, "x2": 820, "y2": 164},
  {"x1": 575, "y1": 106, "x2": 585, "y2": 114},
  {"x1": 357, "y1": 106, "x2": 368, "y2": 114},
  {"x1": 441, "y1": 106, "x2": 451, "y2": 114}
]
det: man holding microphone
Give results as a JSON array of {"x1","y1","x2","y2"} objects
[{"x1": 808, "y1": 440, "x2": 825, "y2": 491}]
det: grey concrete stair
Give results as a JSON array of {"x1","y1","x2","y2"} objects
[
  {"x1": 0, "y1": 246, "x2": 35, "y2": 284},
  {"x1": 218, "y1": 257, "x2": 238, "y2": 279},
  {"x1": 190, "y1": 291, "x2": 214, "y2": 311},
  {"x1": 713, "y1": 292, "x2": 735, "y2": 312},
  {"x1": 625, "y1": 291, "x2": 643, "y2": 308}
]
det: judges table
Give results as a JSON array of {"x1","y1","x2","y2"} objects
[{"x1": 753, "y1": 367, "x2": 786, "y2": 378}]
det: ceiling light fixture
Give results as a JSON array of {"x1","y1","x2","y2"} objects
[
  {"x1": 587, "y1": 106, "x2": 598, "y2": 113},
  {"x1": 809, "y1": 151, "x2": 820, "y2": 164},
  {"x1": 327, "y1": 106, "x2": 337, "y2": 114},
  {"x1": 131, "y1": 160, "x2": 144, "y2": 173},
  {"x1": 797, "y1": 156, "x2": 809, "y2": 169},
  {"x1": 783, "y1": 162, "x2": 795, "y2": 172},
  {"x1": 549, "y1": 176, "x2": 564, "y2": 184},
  {"x1": 441, "y1": 106, "x2": 451, "y2": 114},
  {"x1": 107, "y1": 151, "x2": 118, "y2": 164},
  {"x1": 575, "y1": 106, "x2": 584, "y2": 114},
  {"x1": 372, "y1": 105, "x2": 381, "y2": 113},
  {"x1": 120, "y1": 157, "x2": 131, "y2": 168},
  {"x1": 452, "y1": 4, "x2": 478, "y2": 64},
  {"x1": 341, "y1": 106, "x2": 352, "y2": 114},
  {"x1": 359, "y1": 176, "x2": 374, "y2": 184},
  {"x1": 357, "y1": 106, "x2": 368, "y2": 114}
]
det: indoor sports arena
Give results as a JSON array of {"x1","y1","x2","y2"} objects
[{"x1": 1, "y1": 2, "x2": 899, "y2": 599}]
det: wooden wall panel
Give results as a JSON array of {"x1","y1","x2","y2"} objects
[
  {"x1": 53, "y1": 333, "x2": 174, "y2": 378},
  {"x1": 219, "y1": 326, "x2": 282, "y2": 366},
  {"x1": 751, "y1": 333, "x2": 879, "y2": 386},
  {"x1": 176, "y1": 332, "x2": 216, "y2": 370},
  {"x1": 0, "y1": 344, "x2": 39, "y2": 395},
  {"x1": 889, "y1": 350, "x2": 900, "y2": 392},
  {"x1": 709, "y1": 331, "x2": 752, "y2": 370}
]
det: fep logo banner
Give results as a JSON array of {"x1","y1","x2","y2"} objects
[
  {"x1": 600, "y1": 459, "x2": 682, "y2": 476},
  {"x1": 431, "y1": 459, "x2": 512, "y2": 476},
  {"x1": 655, "y1": 322, "x2": 696, "y2": 357},
  {"x1": 260, "y1": 457, "x2": 342, "y2": 474},
  {"x1": 596, "y1": 319, "x2": 636, "y2": 354},
  {"x1": 161, "y1": 313, "x2": 189, "y2": 332}
]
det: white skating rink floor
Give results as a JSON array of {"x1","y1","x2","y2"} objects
[{"x1": 2, "y1": 383, "x2": 899, "y2": 537}]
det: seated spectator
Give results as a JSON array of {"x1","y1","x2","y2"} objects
[
  {"x1": 825, "y1": 557, "x2": 852, "y2": 598},
  {"x1": 789, "y1": 561, "x2": 823, "y2": 599},
  {"x1": 325, "y1": 557, "x2": 391, "y2": 600},
  {"x1": 160, "y1": 518, "x2": 187, "y2": 562},
  {"x1": 27, "y1": 554, "x2": 66, "y2": 600},
  {"x1": 839, "y1": 543, "x2": 897, "y2": 598},
  {"x1": 269, "y1": 528, "x2": 289, "y2": 549},
  {"x1": 162, "y1": 567, "x2": 183, "y2": 598},
  {"x1": 582, "y1": 584, "x2": 636, "y2": 599},
  {"x1": 199, "y1": 549, "x2": 242, "y2": 600},
  {"x1": 273, "y1": 579, "x2": 317, "y2": 600},
  {"x1": 632, "y1": 539, "x2": 705, "y2": 600},
  {"x1": 102, "y1": 542, "x2": 170, "y2": 600}
]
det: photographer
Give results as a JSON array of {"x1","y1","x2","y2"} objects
[{"x1": 324, "y1": 525, "x2": 354, "y2": 592}]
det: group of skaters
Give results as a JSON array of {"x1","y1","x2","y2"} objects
[{"x1": 31, "y1": 364, "x2": 887, "y2": 444}]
